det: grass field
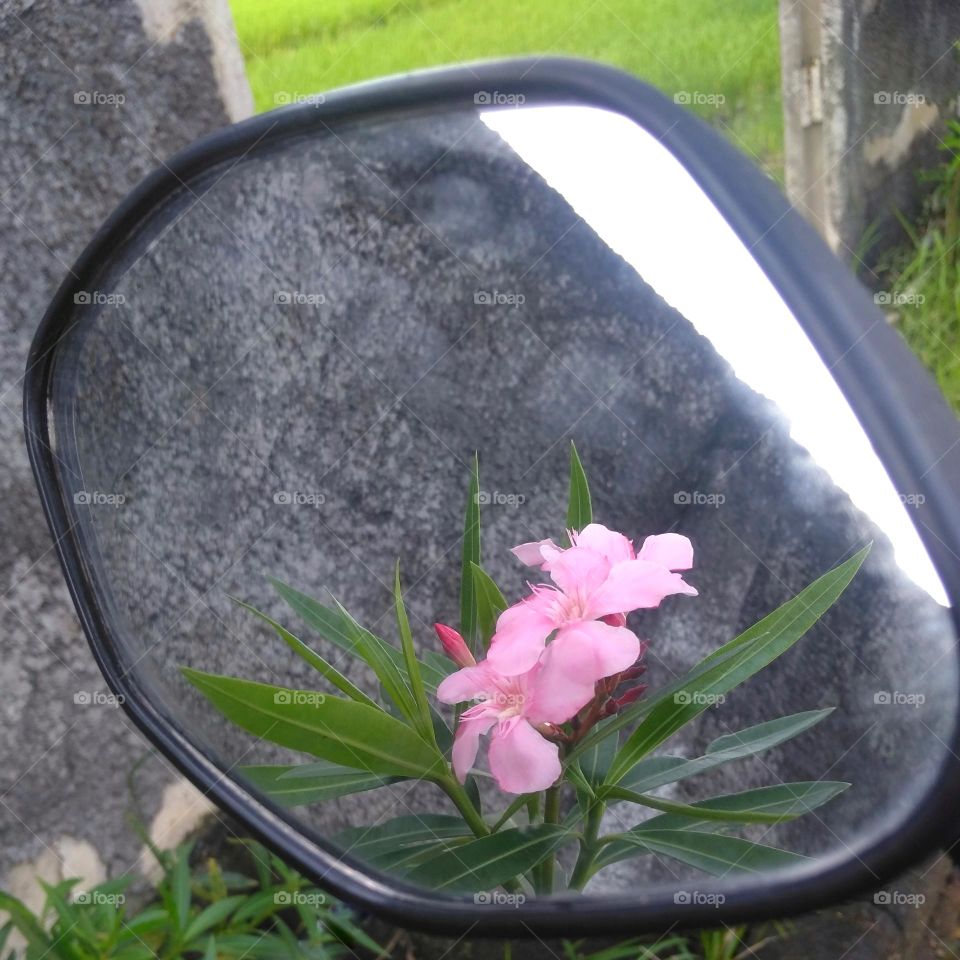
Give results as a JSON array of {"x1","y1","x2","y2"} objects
[{"x1": 228, "y1": 0, "x2": 785, "y2": 177}]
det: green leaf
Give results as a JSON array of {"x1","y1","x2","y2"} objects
[
  {"x1": 337, "y1": 814, "x2": 474, "y2": 868},
  {"x1": 604, "y1": 781, "x2": 849, "y2": 826},
  {"x1": 269, "y1": 578, "x2": 450, "y2": 693},
  {"x1": 394, "y1": 563, "x2": 436, "y2": 743},
  {"x1": 232, "y1": 598, "x2": 378, "y2": 709},
  {"x1": 122, "y1": 906, "x2": 173, "y2": 940},
  {"x1": 214, "y1": 932, "x2": 291, "y2": 958},
  {"x1": 322, "y1": 910, "x2": 385, "y2": 955},
  {"x1": 239, "y1": 762, "x2": 401, "y2": 806},
  {"x1": 470, "y1": 562, "x2": 507, "y2": 649},
  {"x1": 594, "y1": 829, "x2": 812, "y2": 877},
  {"x1": 333, "y1": 600, "x2": 419, "y2": 723},
  {"x1": 182, "y1": 668, "x2": 447, "y2": 780},
  {"x1": 565, "y1": 440, "x2": 592, "y2": 540},
  {"x1": 618, "y1": 709, "x2": 835, "y2": 794},
  {"x1": 491, "y1": 792, "x2": 537, "y2": 832},
  {"x1": 577, "y1": 719, "x2": 620, "y2": 785},
  {"x1": 405, "y1": 825, "x2": 572, "y2": 892},
  {"x1": 170, "y1": 842, "x2": 193, "y2": 935},
  {"x1": 0, "y1": 892, "x2": 49, "y2": 951},
  {"x1": 603, "y1": 547, "x2": 869, "y2": 787},
  {"x1": 566, "y1": 643, "x2": 753, "y2": 771},
  {"x1": 183, "y1": 895, "x2": 246, "y2": 943},
  {"x1": 375, "y1": 838, "x2": 474, "y2": 874},
  {"x1": 460, "y1": 453, "x2": 482, "y2": 654}
]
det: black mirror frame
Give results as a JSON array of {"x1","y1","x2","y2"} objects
[{"x1": 22, "y1": 56, "x2": 960, "y2": 938}]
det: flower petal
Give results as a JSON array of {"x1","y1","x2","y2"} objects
[
  {"x1": 547, "y1": 545, "x2": 610, "y2": 598},
  {"x1": 436, "y1": 663, "x2": 494, "y2": 704},
  {"x1": 511, "y1": 538, "x2": 558, "y2": 567},
  {"x1": 487, "y1": 595, "x2": 557, "y2": 675},
  {"x1": 573, "y1": 523, "x2": 635, "y2": 564},
  {"x1": 585, "y1": 558, "x2": 697, "y2": 617},
  {"x1": 487, "y1": 719, "x2": 561, "y2": 793},
  {"x1": 638, "y1": 533, "x2": 694, "y2": 571},
  {"x1": 451, "y1": 713, "x2": 496, "y2": 783},
  {"x1": 525, "y1": 648, "x2": 598, "y2": 725},
  {"x1": 541, "y1": 620, "x2": 641, "y2": 688}
]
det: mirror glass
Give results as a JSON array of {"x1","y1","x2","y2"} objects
[{"x1": 50, "y1": 102, "x2": 957, "y2": 902}]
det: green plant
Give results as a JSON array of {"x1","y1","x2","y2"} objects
[
  {"x1": 560, "y1": 921, "x2": 787, "y2": 960},
  {"x1": 879, "y1": 118, "x2": 960, "y2": 412},
  {"x1": 184, "y1": 444, "x2": 865, "y2": 896},
  {"x1": 0, "y1": 838, "x2": 380, "y2": 960}
]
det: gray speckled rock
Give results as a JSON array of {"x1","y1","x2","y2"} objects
[
  {"x1": 0, "y1": 0, "x2": 250, "y2": 882},
  {"x1": 46, "y1": 106, "x2": 958, "y2": 902}
]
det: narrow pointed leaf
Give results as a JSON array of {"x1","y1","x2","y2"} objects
[
  {"x1": 566, "y1": 642, "x2": 751, "y2": 769},
  {"x1": 566, "y1": 440, "x2": 592, "y2": 539},
  {"x1": 334, "y1": 600, "x2": 419, "y2": 723},
  {"x1": 394, "y1": 564, "x2": 436, "y2": 743},
  {"x1": 470, "y1": 561, "x2": 508, "y2": 648},
  {"x1": 370, "y1": 838, "x2": 473, "y2": 874},
  {"x1": 577, "y1": 719, "x2": 620, "y2": 785},
  {"x1": 182, "y1": 668, "x2": 446, "y2": 780},
  {"x1": 595, "y1": 829, "x2": 812, "y2": 877},
  {"x1": 0, "y1": 892, "x2": 49, "y2": 951},
  {"x1": 337, "y1": 815, "x2": 473, "y2": 868},
  {"x1": 183, "y1": 896, "x2": 246, "y2": 944},
  {"x1": 239, "y1": 763, "x2": 401, "y2": 806},
  {"x1": 491, "y1": 792, "x2": 536, "y2": 832},
  {"x1": 460, "y1": 453, "x2": 482, "y2": 654},
  {"x1": 232, "y1": 598, "x2": 378, "y2": 709},
  {"x1": 270, "y1": 578, "x2": 450, "y2": 692},
  {"x1": 618, "y1": 709, "x2": 835, "y2": 793},
  {"x1": 605, "y1": 781, "x2": 849, "y2": 826},
  {"x1": 405, "y1": 825, "x2": 571, "y2": 892},
  {"x1": 603, "y1": 547, "x2": 869, "y2": 786}
]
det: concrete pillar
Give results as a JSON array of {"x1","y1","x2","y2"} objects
[{"x1": 779, "y1": 0, "x2": 960, "y2": 272}]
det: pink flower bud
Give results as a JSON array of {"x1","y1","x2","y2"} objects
[
  {"x1": 614, "y1": 684, "x2": 648, "y2": 709},
  {"x1": 601, "y1": 612, "x2": 627, "y2": 628},
  {"x1": 534, "y1": 722, "x2": 564, "y2": 741},
  {"x1": 620, "y1": 662, "x2": 648, "y2": 682},
  {"x1": 434, "y1": 623, "x2": 476, "y2": 668}
]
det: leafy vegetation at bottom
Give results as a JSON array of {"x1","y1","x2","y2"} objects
[{"x1": 0, "y1": 838, "x2": 380, "y2": 960}]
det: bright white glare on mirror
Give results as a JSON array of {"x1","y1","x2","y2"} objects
[{"x1": 481, "y1": 105, "x2": 947, "y2": 606}]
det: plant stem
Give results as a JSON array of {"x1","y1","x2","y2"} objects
[
  {"x1": 568, "y1": 801, "x2": 604, "y2": 891},
  {"x1": 442, "y1": 778, "x2": 489, "y2": 837},
  {"x1": 539, "y1": 785, "x2": 562, "y2": 893}
]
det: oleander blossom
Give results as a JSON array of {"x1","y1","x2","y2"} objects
[
  {"x1": 436, "y1": 626, "x2": 600, "y2": 793},
  {"x1": 487, "y1": 523, "x2": 696, "y2": 680}
]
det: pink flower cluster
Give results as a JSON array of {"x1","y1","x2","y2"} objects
[{"x1": 435, "y1": 523, "x2": 696, "y2": 794}]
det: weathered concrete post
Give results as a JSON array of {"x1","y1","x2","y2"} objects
[
  {"x1": 0, "y1": 0, "x2": 251, "y2": 909},
  {"x1": 779, "y1": 0, "x2": 960, "y2": 270}
]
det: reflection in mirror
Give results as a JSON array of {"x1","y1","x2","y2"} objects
[{"x1": 52, "y1": 100, "x2": 957, "y2": 902}]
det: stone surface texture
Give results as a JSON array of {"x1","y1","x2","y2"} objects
[{"x1": 0, "y1": 0, "x2": 250, "y2": 892}]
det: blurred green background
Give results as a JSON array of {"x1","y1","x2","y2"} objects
[{"x1": 228, "y1": 0, "x2": 784, "y2": 178}]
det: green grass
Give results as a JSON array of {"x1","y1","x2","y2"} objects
[
  {"x1": 880, "y1": 121, "x2": 960, "y2": 412},
  {"x1": 228, "y1": 0, "x2": 784, "y2": 177}
]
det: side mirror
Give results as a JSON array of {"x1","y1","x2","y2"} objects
[{"x1": 24, "y1": 58, "x2": 960, "y2": 938}]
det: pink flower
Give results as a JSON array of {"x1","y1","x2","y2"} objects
[
  {"x1": 434, "y1": 623, "x2": 476, "y2": 668},
  {"x1": 490, "y1": 524, "x2": 696, "y2": 678},
  {"x1": 437, "y1": 658, "x2": 596, "y2": 793}
]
